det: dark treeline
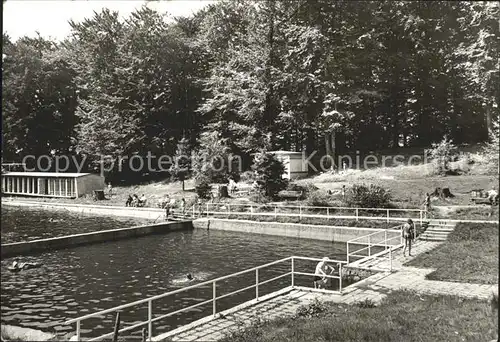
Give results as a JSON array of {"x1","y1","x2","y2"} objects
[{"x1": 2, "y1": 1, "x2": 499, "y2": 176}]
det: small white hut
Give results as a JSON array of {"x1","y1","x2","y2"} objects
[{"x1": 270, "y1": 151, "x2": 308, "y2": 180}]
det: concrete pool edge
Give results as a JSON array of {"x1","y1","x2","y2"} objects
[
  {"x1": 1, "y1": 198, "x2": 166, "y2": 220},
  {"x1": 193, "y1": 218, "x2": 399, "y2": 243},
  {"x1": 1, "y1": 221, "x2": 193, "y2": 258}
]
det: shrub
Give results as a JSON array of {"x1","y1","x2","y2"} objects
[
  {"x1": 356, "y1": 298, "x2": 376, "y2": 308},
  {"x1": 240, "y1": 170, "x2": 256, "y2": 183},
  {"x1": 195, "y1": 178, "x2": 212, "y2": 199},
  {"x1": 426, "y1": 136, "x2": 459, "y2": 174},
  {"x1": 296, "y1": 298, "x2": 328, "y2": 318},
  {"x1": 305, "y1": 190, "x2": 335, "y2": 207},
  {"x1": 251, "y1": 150, "x2": 288, "y2": 200},
  {"x1": 345, "y1": 184, "x2": 392, "y2": 208},
  {"x1": 249, "y1": 192, "x2": 269, "y2": 204}
]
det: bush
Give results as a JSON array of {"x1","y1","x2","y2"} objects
[
  {"x1": 240, "y1": 170, "x2": 256, "y2": 183},
  {"x1": 249, "y1": 192, "x2": 269, "y2": 204},
  {"x1": 305, "y1": 190, "x2": 335, "y2": 207},
  {"x1": 345, "y1": 184, "x2": 392, "y2": 208},
  {"x1": 195, "y1": 179, "x2": 212, "y2": 199},
  {"x1": 296, "y1": 298, "x2": 328, "y2": 318},
  {"x1": 251, "y1": 150, "x2": 288, "y2": 200},
  {"x1": 426, "y1": 136, "x2": 459, "y2": 175},
  {"x1": 356, "y1": 298, "x2": 376, "y2": 308}
]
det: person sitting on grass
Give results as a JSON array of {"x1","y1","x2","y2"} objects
[
  {"x1": 313, "y1": 257, "x2": 335, "y2": 289},
  {"x1": 131, "y1": 194, "x2": 139, "y2": 207},
  {"x1": 138, "y1": 194, "x2": 147, "y2": 207},
  {"x1": 402, "y1": 218, "x2": 415, "y2": 257}
]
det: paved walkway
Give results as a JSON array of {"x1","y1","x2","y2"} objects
[{"x1": 154, "y1": 223, "x2": 498, "y2": 341}]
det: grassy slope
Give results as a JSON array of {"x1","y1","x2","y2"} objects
[
  {"x1": 297, "y1": 163, "x2": 498, "y2": 207},
  {"x1": 220, "y1": 291, "x2": 498, "y2": 342},
  {"x1": 406, "y1": 222, "x2": 499, "y2": 284}
]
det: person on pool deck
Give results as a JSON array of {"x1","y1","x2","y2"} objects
[
  {"x1": 313, "y1": 257, "x2": 335, "y2": 289},
  {"x1": 402, "y1": 218, "x2": 415, "y2": 257},
  {"x1": 186, "y1": 273, "x2": 194, "y2": 281}
]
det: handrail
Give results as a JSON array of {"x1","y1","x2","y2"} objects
[
  {"x1": 66, "y1": 255, "x2": 346, "y2": 341},
  {"x1": 205, "y1": 203, "x2": 423, "y2": 212},
  {"x1": 65, "y1": 256, "x2": 292, "y2": 324}
]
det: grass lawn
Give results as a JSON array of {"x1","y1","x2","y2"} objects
[
  {"x1": 406, "y1": 222, "x2": 499, "y2": 284},
  {"x1": 220, "y1": 291, "x2": 498, "y2": 342}
]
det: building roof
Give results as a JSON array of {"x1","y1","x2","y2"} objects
[
  {"x1": 270, "y1": 150, "x2": 305, "y2": 155},
  {"x1": 2, "y1": 172, "x2": 96, "y2": 178}
]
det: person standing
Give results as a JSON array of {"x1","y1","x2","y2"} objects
[
  {"x1": 423, "y1": 193, "x2": 431, "y2": 212},
  {"x1": 180, "y1": 198, "x2": 186, "y2": 218},
  {"x1": 402, "y1": 219, "x2": 415, "y2": 257},
  {"x1": 197, "y1": 198, "x2": 203, "y2": 217},
  {"x1": 108, "y1": 182, "x2": 113, "y2": 198},
  {"x1": 164, "y1": 195, "x2": 171, "y2": 219}
]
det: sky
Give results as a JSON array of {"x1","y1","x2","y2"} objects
[{"x1": 3, "y1": 0, "x2": 214, "y2": 42}]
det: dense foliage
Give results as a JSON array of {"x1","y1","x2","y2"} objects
[
  {"x1": 251, "y1": 151, "x2": 288, "y2": 199},
  {"x1": 3, "y1": 1, "x2": 499, "y2": 180},
  {"x1": 346, "y1": 184, "x2": 392, "y2": 208}
]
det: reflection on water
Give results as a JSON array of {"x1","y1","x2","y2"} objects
[
  {"x1": 1, "y1": 206, "x2": 149, "y2": 243},
  {"x1": 1, "y1": 208, "x2": 349, "y2": 339}
]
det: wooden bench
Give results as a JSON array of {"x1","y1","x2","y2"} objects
[{"x1": 278, "y1": 190, "x2": 304, "y2": 200}]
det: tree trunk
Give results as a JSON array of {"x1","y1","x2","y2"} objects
[
  {"x1": 486, "y1": 104, "x2": 493, "y2": 138},
  {"x1": 330, "y1": 130, "x2": 336, "y2": 170},
  {"x1": 324, "y1": 133, "x2": 332, "y2": 168}
]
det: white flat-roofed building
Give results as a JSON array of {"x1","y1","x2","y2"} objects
[
  {"x1": 1, "y1": 172, "x2": 105, "y2": 198},
  {"x1": 270, "y1": 151, "x2": 308, "y2": 180}
]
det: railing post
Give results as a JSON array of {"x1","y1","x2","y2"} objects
[
  {"x1": 347, "y1": 243, "x2": 350, "y2": 264},
  {"x1": 251, "y1": 205, "x2": 253, "y2": 218},
  {"x1": 206, "y1": 203, "x2": 209, "y2": 217},
  {"x1": 339, "y1": 263, "x2": 343, "y2": 293},
  {"x1": 256, "y1": 269, "x2": 259, "y2": 300},
  {"x1": 291, "y1": 257, "x2": 295, "y2": 288},
  {"x1": 419, "y1": 210, "x2": 423, "y2": 228},
  {"x1": 389, "y1": 247, "x2": 393, "y2": 272},
  {"x1": 327, "y1": 207, "x2": 330, "y2": 220},
  {"x1": 213, "y1": 281, "x2": 217, "y2": 316},
  {"x1": 386, "y1": 209, "x2": 390, "y2": 223},
  {"x1": 299, "y1": 206, "x2": 302, "y2": 221},
  {"x1": 228, "y1": 204, "x2": 230, "y2": 218},
  {"x1": 368, "y1": 235, "x2": 371, "y2": 257},
  {"x1": 385, "y1": 230, "x2": 388, "y2": 251},
  {"x1": 356, "y1": 208, "x2": 359, "y2": 221},
  {"x1": 274, "y1": 206, "x2": 277, "y2": 220},
  {"x1": 76, "y1": 321, "x2": 81, "y2": 342},
  {"x1": 148, "y1": 300, "x2": 152, "y2": 341}
]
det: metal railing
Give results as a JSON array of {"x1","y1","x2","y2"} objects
[
  {"x1": 65, "y1": 256, "x2": 347, "y2": 341},
  {"x1": 346, "y1": 225, "x2": 404, "y2": 272},
  {"x1": 171, "y1": 203, "x2": 426, "y2": 225}
]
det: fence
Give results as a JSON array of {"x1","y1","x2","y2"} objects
[
  {"x1": 346, "y1": 225, "x2": 404, "y2": 272},
  {"x1": 65, "y1": 256, "x2": 347, "y2": 341},
  {"x1": 169, "y1": 203, "x2": 426, "y2": 225}
]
